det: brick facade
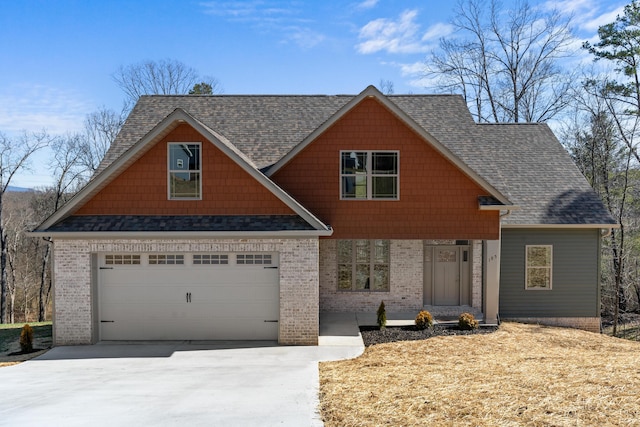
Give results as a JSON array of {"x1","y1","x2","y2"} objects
[
  {"x1": 319, "y1": 239, "x2": 484, "y2": 313},
  {"x1": 53, "y1": 238, "x2": 319, "y2": 346}
]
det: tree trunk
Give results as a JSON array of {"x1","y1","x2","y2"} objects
[{"x1": 39, "y1": 243, "x2": 51, "y2": 322}]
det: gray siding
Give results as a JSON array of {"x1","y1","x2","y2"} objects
[{"x1": 500, "y1": 229, "x2": 600, "y2": 317}]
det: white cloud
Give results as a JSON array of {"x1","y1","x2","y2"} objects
[
  {"x1": 285, "y1": 27, "x2": 326, "y2": 49},
  {"x1": 581, "y1": 6, "x2": 625, "y2": 32},
  {"x1": 421, "y1": 22, "x2": 454, "y2": 42},
  {"x1": 356, "y1": 0, "x2": 378, "y2": 10},
  {"x1": 357, "y1": 9, "x2": 435, "y2": 54},
  {"x1": 0, "y1": 84, "x2": 90, "y2": 136}
]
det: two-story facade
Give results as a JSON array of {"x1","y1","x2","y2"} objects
[{"x1": 33, "y1": 86, "x2": 616, "y2": 345}]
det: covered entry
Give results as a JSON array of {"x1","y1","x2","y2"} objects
[
  {"x1": 98, "y1": 252, "x2": 279, "y2": 340},
  {"x1": 423, "y1": 244, "x2": 471, "y2": 306}
]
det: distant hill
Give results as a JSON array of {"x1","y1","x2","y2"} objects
[{"x1": 7, "y1": 185, "x2": 32, "y2": 192}]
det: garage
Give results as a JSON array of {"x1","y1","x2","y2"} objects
[{"x1": 98, "y1": 252, "x2": 280, "y2": 341}]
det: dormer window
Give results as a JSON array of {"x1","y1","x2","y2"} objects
[
  {"x1": 168, "y1": 143, "x2": 201, "y2": 199},
  {"x1": 340, "y1": 151, "x2": 398, "y2": 200}
]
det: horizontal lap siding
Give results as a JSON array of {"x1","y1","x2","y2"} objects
[
  {"x1": 271, "y1": 98, "x2": 499, "y2": 240},
  {"x1": 500, "y1": 228, "x2": 600, "y2": 317},
  {"x1": 76, "y1": 124, "x2": 294, "y2": 216}
]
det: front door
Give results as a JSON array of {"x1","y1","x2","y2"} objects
[
  {"x1": 434, "y1": 247, "x2": 460, "y2": 305},
  {"x1": 424, "y1": 245, "x2": 470, "y2": 306}
]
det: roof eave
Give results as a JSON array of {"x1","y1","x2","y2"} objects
[
  {"x1": 501, "y1": 223, "x2": 620, "y2": 229},
  {"x1": 28, "y1": 229, "x2": 334, "y2": 240}
]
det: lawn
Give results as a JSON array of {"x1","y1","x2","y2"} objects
[
  {"x1": 0, "y1": 322, "x2": 52, "y2": 367},
  {"x1": 319, "y1": 322, "x2": 640, "y2": 426}
]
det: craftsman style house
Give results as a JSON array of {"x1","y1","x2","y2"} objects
[{"x1": 34, "y1": 86, "x2": 616, "y2": 345}]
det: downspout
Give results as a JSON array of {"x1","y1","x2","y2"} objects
[
  {"x1": 601, "y1": 228, "x2": 612, "y2": 238},
  {"x1": 492, "y1": 209, "x2": 512, "y2": 325}
]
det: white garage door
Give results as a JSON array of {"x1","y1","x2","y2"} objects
[{"x1": 99, "y1": 252, "x2": 279, "y2": 341}]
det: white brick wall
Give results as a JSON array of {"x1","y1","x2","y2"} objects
[
  {"x1": 53, "y1": 238, "x2": 319, "y2": 346},
  {"x1": 319, "y1": 240, "x2": 423, "y2": 312},
  {"x1": 320, "y1": 239, "x2": 484, "y2": 313}
]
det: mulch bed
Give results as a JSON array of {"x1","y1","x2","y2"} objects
[{"x1": 360, "y1": 324, "x2": 498, "y2": 346}]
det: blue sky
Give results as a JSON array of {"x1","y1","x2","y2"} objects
[{"x1": 0, "y1": 0, "x2": 628, "y2": 188}]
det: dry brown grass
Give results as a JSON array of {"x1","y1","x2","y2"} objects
[{"x1": 319, "y1": 322, "x2": 640, "y2": 426}]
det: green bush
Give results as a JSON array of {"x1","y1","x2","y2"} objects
[
  {"x1": 415, "y1": 310, "x2": 433, "y2": 330},
  {"x1": 458, "y1": 312, "x2": 479, "y2": 330},
  {"x1": 19, "y1": 324, "x2": 34, "y2": 353},
  {"x1": 377, "y1": 301, "x2": 387, "y2": 329}
]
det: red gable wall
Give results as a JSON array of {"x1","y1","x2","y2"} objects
[
  {"x1": 75, "y1": 124, "x2": 295, "y2": 216},
  {"x1": 271, "y1": 98, "x2": 499, "y2": 239}
]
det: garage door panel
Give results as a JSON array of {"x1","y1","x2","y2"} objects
[{"x1": 99, "y1": 253, "x2": 280, "y2": 341}]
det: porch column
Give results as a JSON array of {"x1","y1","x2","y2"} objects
[{"x1": 483, "y1": 239, "x2": 501, "y2": 324}]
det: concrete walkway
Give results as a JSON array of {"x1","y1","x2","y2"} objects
[{"x1": 0, "y1": 316, "x2": 366, "y2": 427}]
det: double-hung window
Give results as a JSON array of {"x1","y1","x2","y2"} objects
[
  {"x1": 168, "y1": 143, "x2": 201, "y2": 199},
  {"x1": 340, "y1": 151, "x2": 398, "y2": 199},
  {"x1": 338, "y1": 240, "x2": 390, "y2": 291},
  {"x1": 525, "y1": 245, "x2": 552, "y2": 290}
]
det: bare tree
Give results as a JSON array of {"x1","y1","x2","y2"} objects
[
  {"x1": 80, "y1": 106, "x2": 126, "y2": 174},
  {"x1": 0, "y1": 131, "x2": 49, "y2": 323},
  {"x1": 113, "y1": 59, "x2": 222, "y2": 107},
  {"x1": 427, "y1": 0, "x2": 575, "y2": 123},
  {"x1": 378, "y1": 79, "x2": 395, "y2": 95}
]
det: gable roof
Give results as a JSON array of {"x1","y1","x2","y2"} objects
[
  {"x1": 35, "y1": 108, "x2": 332, "y2": 236},
  {"x1": 37, "y1": 86, "x2": 616, "y2": 233},
  {"x1": 267, "y1": 86, "x2": 513, "y2": 206}
]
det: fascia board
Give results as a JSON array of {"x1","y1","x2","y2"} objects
[
  {"x1": 28, "y1": 229, "x2": 334, "y2": 239},
  {"x1": 501, "y1": 223, "x2": 620, "y2": 229},
  {"x1": 266, "y1": 85, "x2": 512, "y2": 206}
]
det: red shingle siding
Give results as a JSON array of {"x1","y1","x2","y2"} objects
[
  {"x1": 271, "y1": 98, "x2": 500, "y2": 239},
  {"x1": 76, "y1": 124, "x2": 295, "y2": 216}
]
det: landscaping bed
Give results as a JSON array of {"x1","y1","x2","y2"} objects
[
  {"x1": 0, "y1": 323, "x2": 52, "y2": 367},
  {"x1": 360, "y1": 324, "x2": 498, "y2": 346}
]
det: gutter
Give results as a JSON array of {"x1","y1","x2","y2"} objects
[{"x1": 28, "y1": 228, "x2": 334, "y2": 240}]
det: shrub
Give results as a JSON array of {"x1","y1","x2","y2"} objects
[
  {"x1": 458, "y1": 312, "x2": 479, "y2": 330},
  {"x1": 20, "y1": 324, "x2": 34, "y2": 353},
  {"x1": 377, "y1": 301, "x2": 387, "y2": 329},
  {"x1": 415, "y1": 310, "x2": 433, "y2": 330}
]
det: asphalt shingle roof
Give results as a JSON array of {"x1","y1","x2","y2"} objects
[
  {"x1": 94, "y1": 91, "x2": 615, "y2": 227},
  {"x1": 48, "y1": 215, "x2": 315, "y2": 232}
]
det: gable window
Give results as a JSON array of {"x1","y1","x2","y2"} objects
[
  {"x1": 168, "y1": 143, "x2": 201, "y2": 199},
  {"x1": 525, "y1": 245, "x2": 552, "y2": 290},
  {"x1": 340, "y1": 151, "x2": 398, "y2": 199},
  {"x1": 338, "y1": 240, "x2": 390, "y2": 291}
]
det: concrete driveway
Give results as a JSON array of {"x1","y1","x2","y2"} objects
[{"x1": 0, "y1": 335, "x2": 363, "y2": 427}]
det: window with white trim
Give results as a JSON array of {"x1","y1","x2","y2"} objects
[
  {"x1": 340, "y1": 151, "x2": 398, "y2": 199},
  {"x1": 337, "y1": 240, "x2": 390, "y2": 291},
  {"x1": 525, "y1": 245, "x2": 552, "y2": 290},
  {"x1": 168, "y1": 143, "x2": 201, "y2": 199},
  {"x1": 149, "y1": 254, "x2": 185, "y2": 265}
]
